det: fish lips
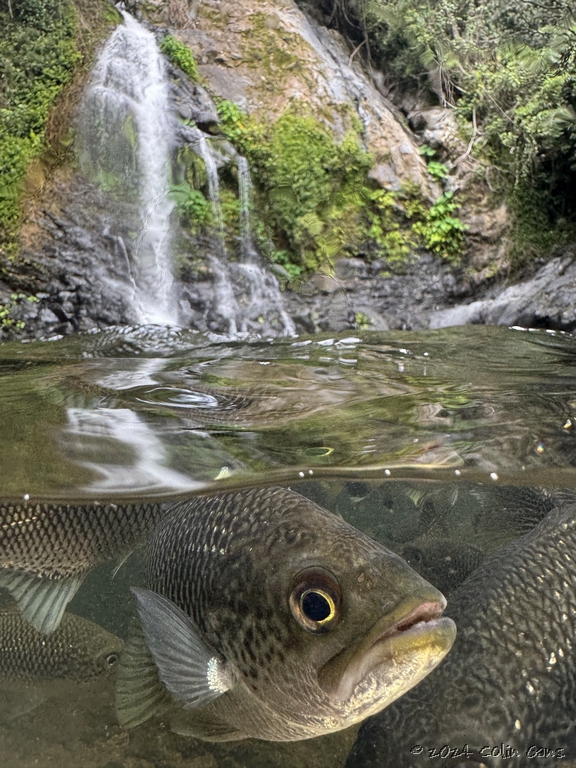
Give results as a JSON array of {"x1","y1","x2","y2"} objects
[{"x1": 318, "y1": 587, "x2": 456, "y2": 708}]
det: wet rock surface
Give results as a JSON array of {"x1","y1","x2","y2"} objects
[
  {"x1": 283, "y1": 254, "x2": 459, "y2": 334},
  {"x1": 1, "y1": 172, "x2": 291, "y2": 340},
  {"x1": 285, "y1": 246, "x2": 576, "y2": 335},
  {"x1": 429, "y1": 250, "x2": 576, "y2": 332},
  {"x1": 5, "y1": 206, "x2": 576, "y2": 340},
  {"x1": 2, "y1": 175, "x2": 141, "y2": 338}
]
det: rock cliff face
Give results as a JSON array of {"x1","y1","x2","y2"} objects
[
  {"x1": 1, "y1": 0, "x2": 439, "y2": 338},
  {"x1": 169, "y1": 0, "x2": 437, "y2": 198}
]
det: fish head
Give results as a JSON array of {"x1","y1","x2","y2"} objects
[
  {"x1": 55, "y1": 612, "x2": 124, "y2": 680},
  {"x1": 204, "y1": 489, "x2": 457, "y2": 736},
  {"x1": 92, "y1": 639, "x2": 123, "y2": 677},
  {"x1": 137, "y1": 487, "x2": 456, "y2": 740},
  {"x1": 69, "y1": 621, "x2": 124, "y2": 680}
]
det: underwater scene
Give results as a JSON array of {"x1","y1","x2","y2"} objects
[{"x1": 2, "y1": 324, "x2": 576, "y2": 767}]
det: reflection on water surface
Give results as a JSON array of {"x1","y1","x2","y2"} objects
[
  {"x1": 2, "y1": 325, "x2": 576, "y2": 766},
  {"x1": 3, "y1": 324, "x2": 576, "y2": 496}
]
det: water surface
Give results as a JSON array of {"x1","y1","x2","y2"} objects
[{"x1": 3, "y1": 324, "x2": 576, "y2": 498}]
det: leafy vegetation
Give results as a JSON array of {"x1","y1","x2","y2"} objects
[
  {"x1": 214, "y1": 99, "x2": 464, "y2": 275},
  {"x1": 316, "y1": 0, "x2": 576, "y2": 260},
  {"x1": 419, "y1": 145, "x2": 449, "y2": 181},
  {"x1": 170, "y1": 182, "x2": 212, "y2": 232},
  {"x1": 412, "y1": 192, "x2": 467, "y2": 262},
  {"x1": 0, "y1": 0, "x2": 117, "y2": 258},
  {"x1": 160, "y1": 34, "x2": 201, "y2": 82},
  {"x1": 0, "y1": 0, "x2": 81, "y2": 251},
  {"x1": 0, "y1": 292, "x2": 38, "y2": 330}
]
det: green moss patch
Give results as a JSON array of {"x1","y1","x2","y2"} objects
[
  {"x1": 215, "y1": 100, "x2": 419, "y2": 274},
  {"x1": 0, "y1": 0, "x2": 117, "y2": 258},
  {"x1": 212, "y1": 99, "x2": 467, "y2": 275},
  {"x1": 160, "y1": 34, "x2": 201, "y2": 82}
]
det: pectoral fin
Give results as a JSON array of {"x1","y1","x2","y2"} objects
[
  {"x1": 131, "y1": 587, "x2": 232, "y2": 710},
  {"x1": 0, "y1": 569, "x2": 82, "y2": 635}
]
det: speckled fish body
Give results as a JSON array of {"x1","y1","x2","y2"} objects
[
  {"x1": 0, "y1": 499, "x2": 164, "y2": 634},
  {"x1": 116, "y1": 486, "x2": 456, "y2": 742},
  {"x1": 0, "y1": 606, "x2": 123, "y2": 681},
  {"x1": 346, "y1": 502, "x2": 576, "y2": 768},
  {"x1": 401, "y1": 540, "x2": 486, "y2": 596}
]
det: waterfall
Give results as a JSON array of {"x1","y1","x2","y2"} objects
[
  {"x1": 78, "y1": 12, "x2": 178, "y2": 326},
  {"x1": 237, "y1": 155, "x2": 254, "y2": 259},
  {"x1": 79, "y1": 13, "x2": 295, "y2": 337},
  {"x1": 192, "y1": 129, "x2": 226, "y2": 244},
  {"x1": 184, "y1": 127, "x2": 241, "y2": 334},
  {"x1": 233, "y1": 156, "x2": 296, "y2": 336}
]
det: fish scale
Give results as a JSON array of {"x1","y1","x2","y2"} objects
[
  {"x1": 0, "y1": 501, "x2": 163, "y2": 576},
  {"x1": 0, "y1": 499, "x2": 165, "y2": 634},
  {"x1": 346, "y1": 503, "x2": 576, "y2": 767}
]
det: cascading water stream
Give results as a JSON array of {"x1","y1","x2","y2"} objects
[
  {"x1": 238, "y1": 155, "x2": 255, "y2": 260},
  {"x1": 234, "y1": 156, "x2": 296, "y2": 336},
  {"x1": 188, "y1": 127, "x2": 241, "y2": 334},
  {"x1": 79, "y1": 12, "x2": 295, "y2": 336},
  {"x1": 192, "y1": 129, "x2": 226, "y2": 246},
  {"x1": 79, "y1": 12, "x2": 178, "y2": 325},
  {"x1": 180, "y1": 130, "x2": 295, "y2": 335}
]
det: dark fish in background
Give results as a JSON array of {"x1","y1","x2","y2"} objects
[
  {"x1": 393, "y1": 485, "x2": 567, "y2": 596},
  {"x1": 116, "y1": 486, "x2": 456, "y2": 742},
  {"x1": 470, "y1": 484, "x2": 560, "y2": 549},
  {"x1": 320, "y1": 482, "x2": 566, "y2": 598},
  {"x1": 406, "y1": 484, "x2": 560, "y2": 549},
  {"x1": 345, "y1": 502, "x2": 576, "y2": 768},
  {"x1": 0, "y1": 499, "x2": 164, "y2": 634},
  {"x1": 0, "y1": 605, "x2": 123, "y2": 681},
  {"x1": 402, "y1": 540, "x2": 486, "y2": 596}
]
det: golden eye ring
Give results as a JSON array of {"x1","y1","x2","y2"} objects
[{"x1": 289, "y1": 567, "x2": 341, "y2": 634}]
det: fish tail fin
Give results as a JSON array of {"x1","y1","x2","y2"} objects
[
  {"x1": 0, "y1": 569, "x2": 83, "y2": 635},
  {"x1": 116, "y1": 616, "x2": 172, "y2": 729}
]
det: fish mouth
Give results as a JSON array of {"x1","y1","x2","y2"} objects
[{"x1": 318, "y1": 587, "x2": 456, "y2": 709}]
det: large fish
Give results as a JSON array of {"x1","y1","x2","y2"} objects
[
  {"x1": 0, "y1": 499, "x2": 164, "y2": 634},
  {"x1": 116, "y1": 486, "x2": 456, "y2": 742},
  {"x1": 345, "y1": 502, "x2": 576, "y2": 767},
  {"x1": 0, "y1": 605, "x2": 123, "y2": 680}
]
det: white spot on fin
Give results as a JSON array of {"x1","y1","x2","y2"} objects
[{"x1": 132, "y1": 587, "x2": 232, "y2": 710}]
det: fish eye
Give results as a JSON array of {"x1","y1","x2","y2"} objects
[
  {"x1": 301, "y1": 590, "x2": 335, "y2": 621},
  {"x1": 290, "y1": 567, "x2": 341, "y2": 634},
  {"x1": 106, "y1": 653, "x2": 119, "y2": 666}
]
